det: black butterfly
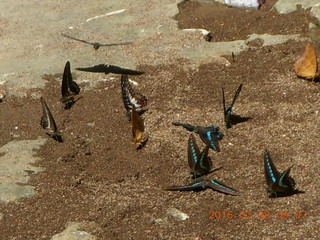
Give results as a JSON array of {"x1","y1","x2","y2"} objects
[
  {"x1": 264, "y1": 151, "x2": 301, "y2": 198},
  {"x1": 61, "y1": 33, "x2": 132, "y2": 50},
  {"x1": 61, "y1": 61, "x2": 80, "y2": 109},
  {"x1": 172, "y1": 122, "x2": 223, "y2": 151},
  {"x1": 121, "y1": 74, "x2": 147, "y2": 119},
  {"x1": 76, "y1": 64, "x2": 144, "y2": 75},
  {"x1": 40, "y1": 97, "x2": 63, "y2": 142},
  {"x1": 188, "y1": 133, "x2": 212, "y2": 178},
  {"x1": 222, "y1": 84, "x2": 243, "y2": 128},
  {"x1": 165, "y1": 179, "x2": 240, "y2": 196}
]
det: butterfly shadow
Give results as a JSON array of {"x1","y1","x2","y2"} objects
[
  {"x1": 299, "y1": 75, "x2": 320, "y2": 83},
  {"x1": 64, "y1": 96, "x2": 83, "y2": 110},
  {"x1": 268, "y1": 189, "x2": 305, "y2": 198},
  {"x1": 229, "y1": 114, "x2": 252, "y2": 127},
  {"x1": 191, "y1": 166, "x2": 223, "y2": 179}
]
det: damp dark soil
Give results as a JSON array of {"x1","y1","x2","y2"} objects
[
  {"x1": 176, "y1": 0, "x2": 314, "y2": 42},
  {"x1": 0, "y1": 1, "x2": 319, "y2": 240}
]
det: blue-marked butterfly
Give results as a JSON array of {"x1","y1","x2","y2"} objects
[
  {"x1": 264, "y1": 151, "x2": 302, "y2": 198},
  {"x1": 172, "y1": 122, "x2": 223, "y2": 151},
  {"x1": 40, "y1": 97, "x2": 63, "y2": 142},
  {"x1": 121, "y1": 74, "x2": 148, "y2": 119},
  {"x1": 165, "y1": 179, "x2": 240, "y2": 196},
  {"x1": 188, "y1": 133, "x2": 212, "y2": 178},
  {"x1": 132, "y1": 104, "x2": 148, "y2": 149},
  {"x1": 61, "y1": 61, "x2": 80, "y2": 109},
  {"x1": 222, "y1": 84, "x2": 242, "y2": 128}
]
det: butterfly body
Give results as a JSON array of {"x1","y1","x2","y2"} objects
[
  {"x1": 172, "y1": 122, "x2": 223, "y2": 151},
  {"x1": 121, "y1": 74, "x2": 147, "y2": 119},
  {"x1": 188, "y1": 133, "x2": 212, "y2": 178},
  {"x1": 293, "y1": 43, "x2": 318, "y2": 80},
  {"x1": 76, "y1": 64, "x2": 144, "y2": 75},
  {"x1": 131, "y1": 105, "x2": 148, "y2": 149},
  {"x1": 222, "y1": 84, "x2": 243, "y2": 128},
  {"x1": 165, "y1": 179, "x2": 240, "y2": 196},
  {"x1": 40, "y1": 97, "x2": 63, "y2": 142},
  {"x1": 264, "y1": 151, "x2": 297, "y2": 198},
  {"x1": 61, "y1": 33, "x2": 131, "y2": 50},
  {"x1": 61, "y1": 61, "x2": 80, "y2": 109}
]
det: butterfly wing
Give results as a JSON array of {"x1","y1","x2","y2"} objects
[
  {"x1": 164, "y1": 180, "x2": 207, "y2": 191},
  {"x1": 194, "y1": 145, "x2": 212, "y2": 176},
  {"x1": 40, "y1": 97, "x2": 57, "y2": 132},
  {"x1": 61, "y1": 61, "x2": 80, "y2": 104},
  {"x1": 76, "y1": 64, "x2": 144, "y2": 75},
  {"x1": 293, "y1": 43, "x2": 318, "y2": 79},
  {"x1": 207, "y1": 179, "x2": 240, "y2": 196},
  {"x1": 264, "y1": 151, "x2": 281, "y2": 187},
  {"x1": 108, "y1": 65, "x2": 144, "y2": 75},
  {"x1": 188, "y1": 133, "x2": 201, "y2": 172},
  {"x1": 121, "y1": 74, "x2": 132, "y2": 113},
  {"x1": 131, "y1": 105, "x2": 148, "y2": 148},
  {"x1": 271, "y1": 166, "x2": 295, "y2": 193},
  {"x1": 40, "y1": 97, "x2": 63, "y2": 142},
  {"x1": 222, "y1": 86, "x2": 227, "y2": 117},
  {"x1": 76, "y1": 64, "x2": 109, "y2": 73},
  {"x1": 61, "y1": 61, "x2": 72, "y2": 101},
  {"x1": 198, "y1": 130, "x2": 222, "y2": 152},
  {"x1": 230, "y1": 84, "x2": 243, "y2": 110},
  {"x1": 121, "y1": 74, "x2": 148, "y2": 116},
  {"x1": 172, "y1": 122, "x2": 195, "y2": 132}
]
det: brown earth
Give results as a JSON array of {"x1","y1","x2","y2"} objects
[{"x1": 0, "y1": 1, "x2": 319, "y2": 239}]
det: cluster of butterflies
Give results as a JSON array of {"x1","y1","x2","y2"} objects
[
  {"x1": 162, "y1": 85, "x2": 302, "y2": 198},
  {"x1": 40, "y1": 60, "x2": 148, "y2": 148},
  {"x1": 39, "y1": 40, "x2": 314, "y2": 198}
]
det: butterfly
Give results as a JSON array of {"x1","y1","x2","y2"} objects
[
  {"x1": 131, "y1": 104, "x2": 148, "y2": 149},
  {"x1": 76, "y1": 64, "x2": 144, "y2": 75},
  {"x1": 264, "y1": 151, "x2": 300, "y2": 198},
  {"x1": 172, "y1": 122, "x2": 223, "y2": 151},
  {"x1": 61, "y1": 33, "x2": 132, "y2": 50},
  {"x1": 222, "y1": 84, "x2": 243, "y2": 128},
  {"x1": 121, "y1": 74, "x2": 147, "y2": 119},
  {"x1": 188, "y1": 133, "x2": 212, "y2": 178},
  {"x1": 40, "y1": 97, "x2": 63, "y2": 142},
  {"x1": 165, "y1": 179, "x2": 240, "y2": 196},
  {"x1": 293, "y1": 43, "x2": 318, "y2": 80},
  {"x1": 61, "y1": 61, "x2": 81, "y2": 109}
]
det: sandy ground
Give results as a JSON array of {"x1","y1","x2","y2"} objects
[{"x1": 0, "y1": 0, "x2": 320, "y2": 239}]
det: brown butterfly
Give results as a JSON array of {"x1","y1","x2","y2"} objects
[
  {"x1": 40, "y1": 97, "x2": 63, "y2": 142},
  {"x1": 131, "y1": 104, "x2": 148, "y2": 149},
  {"x1": 293, "y1": 43, "x2": 318, "y2": 80}
]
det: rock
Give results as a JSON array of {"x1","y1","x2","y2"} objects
[
  {"x1": 0, "y1": 137, "x2": 46, "y2": 203},
  {"x1": 51, "y1": 223, "x2": 97, "y2": 240},
  {"x1": 246, "y1": 33, "x2": 301, "y2": 47},
  {"x1": 273, "y1": 0, "x2": 320, "y2": 14},
  {"x1": 310, "y1": 4, "x2": 320, "y2": 23},
  {"x1": 167, "y1": 208, "x2": 190, "y2": 221}
]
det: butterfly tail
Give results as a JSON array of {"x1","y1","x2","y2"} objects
[
  {"x1": 164, "y1": 181, "x2": 207, "y2": 191},
  {"x1": 207, "y1": 179, "x2": 240, "y2": 196}
]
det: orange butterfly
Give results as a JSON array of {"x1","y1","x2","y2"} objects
[
  {"x1": 293, "y1": 43, "x2": 318, "y2": 80},
  {"x1": 131, "y1": 104, "x2": 148, "y2": 149}
]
